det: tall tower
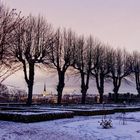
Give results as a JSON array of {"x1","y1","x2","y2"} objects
[{"x1": 44, "y1": 83, "x2": 46, "y2": 92}]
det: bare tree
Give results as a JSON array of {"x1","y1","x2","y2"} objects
[
  {"x1": 0, "y1": 2, "x2": 22, "y2": 82},
  {"x1": 132, "y1": 51, "x2": 140, "y2": 95},
  {"x1": 72, "y1": 36, "x2": 94, "y2": 104},
  {"x1": 11, "y1": 16, "x2": 52, "y2": 105},
  {"x1": 0, "y1": 63, "x2": 21, "y2": 83},
  {"x1": 109, "y1": 49, "x2": 132, "y2": 102},
  {"x1": 48, "y1": 29, "x2": 76, "y2": 104},
  {"x1": 91, "y1": 43, "x2": 111, "y2": 103}
]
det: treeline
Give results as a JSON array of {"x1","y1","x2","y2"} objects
[{"x1": 0, "y1": 3, "x2": 140, "y2": 105}]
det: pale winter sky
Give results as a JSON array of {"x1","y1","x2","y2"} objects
[
  {"x1": 4, "y1": 0, "x2": 140, "y2": 52},
  {"x1": 2, "y1": 0, "x2": 140, "y2": 94}
]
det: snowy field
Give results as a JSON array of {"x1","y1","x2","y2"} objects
[{"x1": 1, "y1": 112, "x2": 140, "y2": 140}]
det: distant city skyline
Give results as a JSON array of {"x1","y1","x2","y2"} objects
[{"x1": 4, "y1": 0, "x2": 140, "y2": 52}]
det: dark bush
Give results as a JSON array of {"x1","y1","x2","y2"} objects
[{"x1": 0, "y1": 111, "x2": 74, "y2": 123}]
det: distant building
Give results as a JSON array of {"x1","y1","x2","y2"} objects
[{"x1": 40, "y1": 83, "x2": 57, "y2": 103}]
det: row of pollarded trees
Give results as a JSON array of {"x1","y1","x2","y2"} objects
[
  {"x1": 72, "y1": 38, "x2": 134, "y2": 104},
  {"x1": 1, "y1": 3, "x2": 140, "y2": 105},
  {"x1": 49, "y1": 33, "x2": 140, "y2": 104}
]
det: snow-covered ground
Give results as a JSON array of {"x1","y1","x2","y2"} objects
[{"x1": 1, "y1": 112, "x2": 140, "y2": 140}]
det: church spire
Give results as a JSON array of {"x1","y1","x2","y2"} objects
[{"x1": 44, "y1": 83, "x2": 46, "y2": 92}]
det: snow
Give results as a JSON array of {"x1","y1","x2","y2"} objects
[
  {"x1": 1, "y1": 112, "x2": 140, "y2": 140},
  {"x1": 0, "y1": 110, "x2": 72, "y2": 115}
]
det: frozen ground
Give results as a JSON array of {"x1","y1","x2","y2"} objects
[{"x1": 1, "y1": 112, "x2": 140, "y2": 140}]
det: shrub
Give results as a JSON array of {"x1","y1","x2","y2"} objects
[{"x1": 99, "y1": 119, "x2": 112, "y2": 129}]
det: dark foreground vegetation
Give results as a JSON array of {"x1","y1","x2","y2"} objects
[
  {"x1": 0, "y1": 104, "x2": 140, "y2": 122},
  {"x1": 0, "y1": 110, "x2": 74, "y2": 123}
]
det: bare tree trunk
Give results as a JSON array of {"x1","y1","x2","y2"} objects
[
  {"x1": 27, "y1": 83, "x2": 33, "y2": 106},
  {"x1": 81, "y1": 85, "x2": 88, "y2": 104},
  {"x1": 113, "y1": 77, "x2": 122, "y2": 103},
  {"x1": 135, "y1": 72, "x2": 140, "y2": 95},
  {"x1": 26, "y1": 63, "x2": 35, "y2": 106},
  {"x1": 57, "y1": 71, "x2": 65, "y2": 104},
  {"x1": 81, "y1": 91, "x2": 86, "y2": 104},
  {"x1": 95, "y1": 74, "x2": 104, "y2": 104},
  {"x1": 99, "y1": 90, "x2": 103, "y2": 104},
  {"x1": 81, "y1": 72, "x2": 86, "y2": 104},
  {"x1": 81, "y1": 87, "x2": 88, "y2": 104},
  {"x1": 113, "y1": 88, "x2": 119, "y2": 103},
  {"x1": 81, "y1": 72, "x2": 89, "y2": 104}
]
